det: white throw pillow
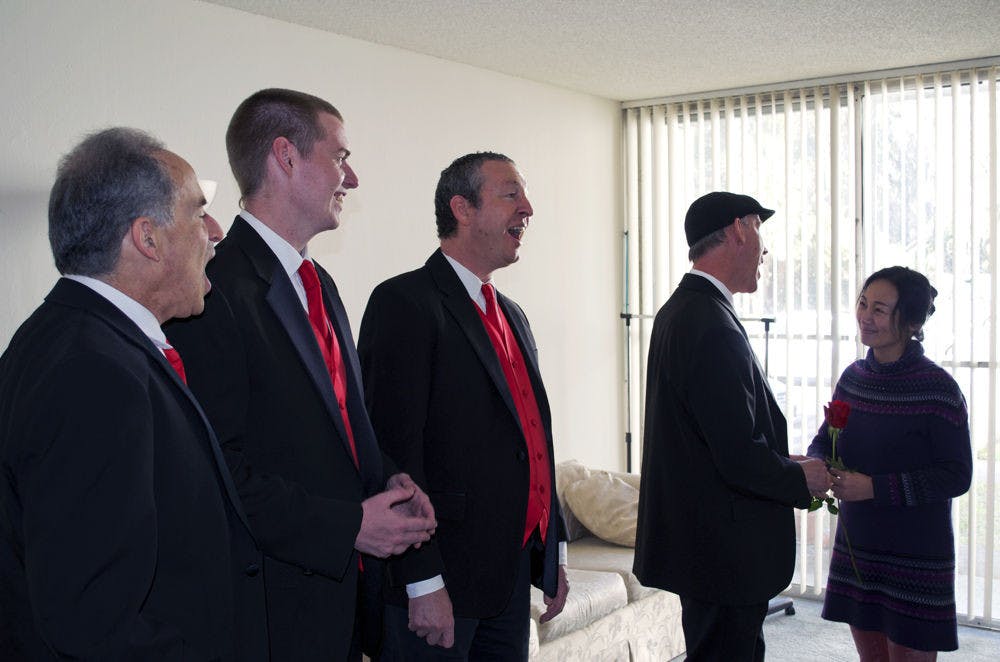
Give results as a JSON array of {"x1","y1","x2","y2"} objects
[
  {"x1": 555, "y1": 460, "x2": 592, "y2": 541},
  {"x1": 563, "y1": 472, "x2": 639, "y2": 547}
]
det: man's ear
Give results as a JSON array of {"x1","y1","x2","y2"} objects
[
  {"x1": 450, "y1": 195, "x2": 472, "y2": 227},
  {"x1": 129, "y1": 217, "x2": 160, "y2": 261},
  {"x1": 729, "y1": 217, "x2": 746, "y2": 245},
  {"x1": 270, "y1": 136, "x2": 296, "y2": 177}
]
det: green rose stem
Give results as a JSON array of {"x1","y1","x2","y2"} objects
[
  {"x1": 809, "y1": 420, "x2": 863, "y2": 584},
  {"x1": 827, "y1": 426, "x2": 862, "y2": 584}
]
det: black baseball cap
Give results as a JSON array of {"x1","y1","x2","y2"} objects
[{"x1": 684, "y1": 192, "x2": 775, "y2": 247}]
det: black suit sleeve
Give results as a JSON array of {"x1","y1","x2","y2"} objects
[
  {"x1": 358, "y1": 282, "x2": 445, "y2": 585},
  {"x1": 170, "y1": 286, "x2": 361, "y2": 580},
  {"x1": 687, "y1": 325, "x2": 810, "y2": 507},
  {"x1": 18, "y1": 353, "x2": 193, "y2": 659}
]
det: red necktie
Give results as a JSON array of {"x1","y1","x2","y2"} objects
[
  {"x1": 298, "y1": 260, "x2": 359, "y2": 468},
  {"x1": 481, "y1": 283, "x2": 503, "y2": 335},
  {"x1": 163, "y1": 345, "x2": 187, "y2": 384}
]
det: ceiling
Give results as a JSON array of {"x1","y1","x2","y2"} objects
[{"x1": 207, "y1": 0, "x2": 1000, "y2": 102}]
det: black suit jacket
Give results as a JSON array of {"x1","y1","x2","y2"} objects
[
  {"x1": 358, "y1": 249, "x2": 565, "y2": 618},
  {"x1": 633, "y1": 273, "x2": 811, "y2": 606},
  {"x1": 0, "y1": 279, "x2": 267, "y2": 661},
  {"x1": 168, "y1": 217, "x2": 387, "y2": 661}
]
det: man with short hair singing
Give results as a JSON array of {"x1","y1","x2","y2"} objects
[{"x1": 359, "y1": 152, "x2": 569, "y2": 660}]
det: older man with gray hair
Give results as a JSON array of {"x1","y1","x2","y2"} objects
[
  {"x1": 634, "y1": 191, "x2": 832, "y2": 662},
  {"x1": 0, "y1": 128, "x2": 267, "y2": 661}
]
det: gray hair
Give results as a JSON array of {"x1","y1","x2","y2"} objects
[
  {"x1": 48, "y1": 127, "x2": 175, "y2": 276},
  {"x1": 688, "y1": 214, "x2": 750, "y2": 262}
]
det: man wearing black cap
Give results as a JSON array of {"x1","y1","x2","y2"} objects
[{"x1": 633, "y1": 192, "x2": 832, "y2": 661}]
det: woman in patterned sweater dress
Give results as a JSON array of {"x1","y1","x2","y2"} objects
[{"x1": 808, "y1": 266, "x2": 972, "y2": 660}]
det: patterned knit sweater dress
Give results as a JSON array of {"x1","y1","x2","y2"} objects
[{"x1": 807, "y1": 340, "x2": 972, "y2": 651}]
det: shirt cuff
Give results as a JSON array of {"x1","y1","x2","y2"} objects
[
  {"x1": 406, "y1": 575, "x2": 446, "y2": 598},
  {"x1": 406, "y1": 543, "x2": 568, "y2": 597}
]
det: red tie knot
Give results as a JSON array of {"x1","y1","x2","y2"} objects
[
  {"x1": 298, "y1": 259, "x2": 321, "y2": 293},
  {"x1": 162, "y1": 344, "x2": 187, "y2": 384}
]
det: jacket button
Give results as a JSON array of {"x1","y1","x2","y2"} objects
[
  {"x1": 244, "y1": 564, "x2": 259, "y2": 577},
  {"x1": 303, "y1": 569, "x2": 314, "y2": 576},
  {"x1": 517, "y1": 450, "x2": 527, "y2": 461}
]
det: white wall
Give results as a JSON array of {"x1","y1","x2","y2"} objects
[{"x1": 0, "y1": 0, "x2": 625, "y2": 470}]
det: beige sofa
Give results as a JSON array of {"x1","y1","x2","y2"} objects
[{"x1": 528, "y1": 461, "x2": 685, "y2": 661}]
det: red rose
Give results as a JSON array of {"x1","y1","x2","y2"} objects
[{"x1": 824, "y1": 400, "x2": 850, "y2": 430}]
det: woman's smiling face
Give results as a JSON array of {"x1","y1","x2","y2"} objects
[{"x1": 856, "y1": 278, "x2": 910, "y2": 363}]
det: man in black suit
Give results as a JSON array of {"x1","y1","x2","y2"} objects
[
  {"x1": 633, "y1": 192, "x2": 833, "y2": 661},
  {"x1": 358, "y1": 152, "x2": 569, "y2": 660},
  {"x1": 0, "y1": 128, "x2": 268, "y2": 660},
  {"x1": 167, "y1": 88, "x2": 436, "y2": 662}
]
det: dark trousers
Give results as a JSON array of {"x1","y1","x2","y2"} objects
[
  {"x1": 379, "y1": 545, "x2": 532, "y2": 661},
  {"x1": 679, "y1": 595, "x2": 768, "y2": 662}
]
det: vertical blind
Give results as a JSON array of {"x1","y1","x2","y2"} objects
[{"x1": 623, "y1": 65, "x2": 999, "y2": 627}]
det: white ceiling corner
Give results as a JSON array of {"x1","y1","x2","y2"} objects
[{"x1": 205, "y1": 0, "x2": 1000, "y2": 101}]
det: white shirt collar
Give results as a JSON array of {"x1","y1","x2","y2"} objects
[
  {"x1": 442, "y1": 252, "x2": 490, "y2": 312},
  {"x1": 240, "y1": 210, "x2": 309, "y2": 278},
  {"x1": 690, "y1": 268, "x2": 734, "y2": 306},
  {"x1": 240, "y1": 210, "x2": 314, "y2": 311},
  {"x1": 62, "y1": 275, "x2": 169, "y2": 348}
]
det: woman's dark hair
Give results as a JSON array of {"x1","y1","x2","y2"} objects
[{"x1": 861, "y1": 266, "x2": 937, "y2": 342}]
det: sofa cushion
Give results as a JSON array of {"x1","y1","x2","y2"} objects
[
  {"x1": 597, "y1": 468, "x2": 641, "y2": 491},
  {"x1": 564, "y1": 472, "x2": 639, "y2": 547},
  {"x1": 530, "y1": 568, "x2": 628, "y2": 644},
  {"x1": 554, "y1": 460, "x2": 592, "y2": 541},
  {"x1": 530, "y1": 592, "x2": 683, "y2": 662},
  {"x1": 568, "y1": 535, "x2": 662, "y2": 602}
]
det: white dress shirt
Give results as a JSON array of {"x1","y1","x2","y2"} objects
[{"x1": 63, "y1": 274, "x2": 175, "y2": 356}]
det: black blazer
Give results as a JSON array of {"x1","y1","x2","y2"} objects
[
  {"x1": 0, "y1": 279, "x2": 267, "y2": 661},
  {"x1": 358, "y1": 249, "x2": 565, "y2": 618},
  {"x1": 168, "y1": 217, "x2": 387, "y2": 661},
  {"x1": 633, "y1": 273, "x2": 811, "y2": 605}
]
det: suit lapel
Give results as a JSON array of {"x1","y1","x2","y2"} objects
[
  {"x1": 264, "y1": 274, "x2": 344, "y2": 415},
  {"x1": 427, "y1": 251, "x2": 521, "y2": 428},
  {"x1": 317, "y1": 270, "x2": 363, "y2": 405},
  {"x1": 316, "y1": 263, "x2": 383, "y2": 493},
  {"x1": 228, "y1": 219, "x2": 358, "y2": 470},
  {"x1": 497, "y1": 295, "x2": 539, "y2": 379},
  {"x1": 47, "y1": 279, "x2": 255, "y2": 535},
  {"x1": 496, "y1": 292, "x2": 552, "y2": 425}
]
